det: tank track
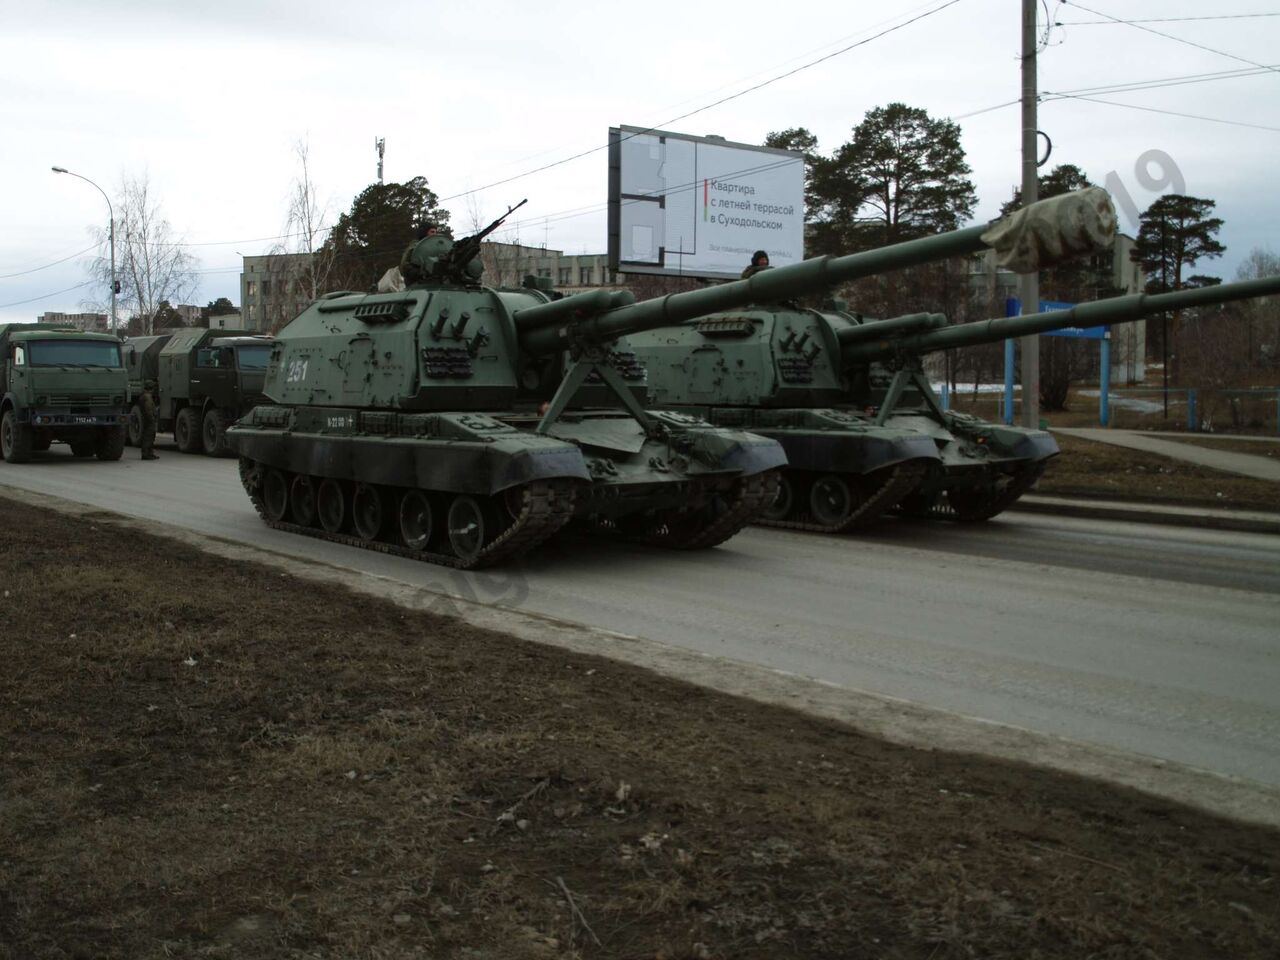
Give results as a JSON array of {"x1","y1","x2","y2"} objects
[
  {"x1": 239, "y1": 458, "x2": 577, "y2": 569},
  {"x1": 909, "y1": 463, "x2": 1047, "y2": 522},
  {"x1": 944, "y1": 463, "x2": 1047, "y2": 522},
  {"x1": 636, "y1": 471, "x2": 781, "y2": 550},
  {"x1": 760, "y1": 461, "x2": 927, "y2": 534}
]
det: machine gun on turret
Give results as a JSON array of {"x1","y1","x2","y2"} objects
[{"x1": 438, "y1": 198, "x2": 528, "y2": 281}]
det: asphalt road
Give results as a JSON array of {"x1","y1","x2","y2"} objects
[{"x1": 3, "y1": 441, "x2": 1278, "y2": 788}]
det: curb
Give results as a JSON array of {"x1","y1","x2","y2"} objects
[{"x1": 1011, "y1": 495, "x2": 1280, "y2": 534}]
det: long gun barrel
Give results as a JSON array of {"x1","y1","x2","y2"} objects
[
  {"x1": 835, "y1": 312, "x2": 946, "y2": 346},
  {"x1": 516, "y1": 187, "x2": 1116, "y2": 356},
  {"x1": 840, "y1": 275, "x2": 1280, "y2": 362}
]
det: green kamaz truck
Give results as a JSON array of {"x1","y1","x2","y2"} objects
[
  {"x1": 0, "y1": 323, "x2": 129, "y2": 463},
  {"x1": 123, "y1": 328, "x2": 272, "y2": 456}
]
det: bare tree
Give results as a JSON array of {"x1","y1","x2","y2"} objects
[
  {"x1": 261, "y1": 140, "x2": 339, "y2": 331},
  {"x1": 85, "y1": 172, "x2": 199, "y2": 335}
]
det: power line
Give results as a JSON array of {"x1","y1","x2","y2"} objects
[
  {"x1": 1042, "y1": 90, "x2": 1280, "y2": 132},
  {"x1": 435, "y1": 0, "x2": 967, "y2": 204},
  {"x1": 1055, "y1": 64, "x2": 1277, "y2": 97},
  {"x1": 1057, "y1": 12, "x2": 1280, "y2": 25},
  {"x1": 0, "y1": 243, "x2": 99, "y2": 280},
  {"x1": 1063, "y1": 1, "x2": 1280, "y2": 75},
  {"x1": 0, "y1": 280, "x2": 95, "y2": 310},
  {"x1": 952, "y1": 62, "x2": 1279, "y2": 123}
]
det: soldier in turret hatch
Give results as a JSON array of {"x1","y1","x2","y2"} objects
[
  {"x1": 741, "y1": 250, "x2": 770, "y2": 279},
  {"x1": 139, "y1": 379, "x2": 158, "y2": 460}
]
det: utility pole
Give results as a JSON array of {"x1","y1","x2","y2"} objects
[
  {"x1": 375, "y1": 138, "x2": 385, "y2": 184},
  {"x1": 1019, "y1": 0, "x2": 1040, "y2": 429}
]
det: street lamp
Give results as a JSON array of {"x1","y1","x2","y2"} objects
[{"x1": 52, "y1": 166, "x2": 117, "y2": 332}]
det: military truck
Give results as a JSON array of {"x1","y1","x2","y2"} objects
[
  {"x1": 0, "y1": 323, "x2": 129, "y2": 463},
  {"x1": 124, "y1": 328, "x2": 272, "y2": 456}
]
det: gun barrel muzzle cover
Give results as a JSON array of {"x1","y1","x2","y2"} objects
[{"x1": 981, "y1": 186, "x2": 1117, "y2": 274}]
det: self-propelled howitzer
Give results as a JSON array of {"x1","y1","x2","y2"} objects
[
  {"x1": 829, "y1": 274, "x2": 1280, "y2": 520},
  {"x1": 227, "y1": 213, "x2": 786, "y2": 568},
  {"x1": 588, "y1": 188, "x2": 1119, "y2": 530}
]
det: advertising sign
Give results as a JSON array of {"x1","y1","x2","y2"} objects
[{"x1": 608, "y1": 126, "x2": 805, "y2": 279}]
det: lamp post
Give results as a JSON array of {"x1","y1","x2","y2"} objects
[{"x1": 52, "y1": 166, "x2": 116, "y2": 332}]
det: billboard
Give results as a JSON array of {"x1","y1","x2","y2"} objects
[{"x1": 608, "y1": 125, "x2": 805, "y2": 280}]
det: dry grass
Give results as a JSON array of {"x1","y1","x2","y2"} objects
[{"x1": 1, "y1": 497, "x2": 1278, "y2": 959}]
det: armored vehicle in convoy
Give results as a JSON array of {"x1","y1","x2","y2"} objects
[
  {"x1": 828, "y1": 276, "x2": 1280, "y2": 520},
  {"x1": 611, "y1": 187, "x2": 1280, "y2": 526},
  {"x1": 588, "y1": 188, "x2": 1115, "y2": 528},
  {"x1": 227, "y1": 203, "x2": 785, "y2": 568},
  {"x1": 124, "y1": 328, "x2": 272, "y2": 455},
  {"x1": 0, "y1": 323, "x2": 128, "y2": 463}
]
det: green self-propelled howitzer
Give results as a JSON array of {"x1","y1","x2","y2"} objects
[
  {"x1": 227, "y1": 204, "x2": 786, "y2": 568},
  {"x1": 829, "y1": 274, "x2": 1280, "y2": 520},
  {"x1": 594, "y1": 188, "x2": 1124, "y2": 529}
]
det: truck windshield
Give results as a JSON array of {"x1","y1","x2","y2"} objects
[
  {"x1": 27, "y1": 339, "x2": 122, "y2": 368},
  {"x1": 236, "y1": 344, "x2": 272, "y2": 370}
]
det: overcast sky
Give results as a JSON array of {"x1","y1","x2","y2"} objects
[{"x1": 2, "y1": 0, "x2": 1277, "y2": 325}]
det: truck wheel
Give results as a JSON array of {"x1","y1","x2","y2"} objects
[
  {"x1": 96, "y1": 425, "x2": 126, "y2": 461},
  {"x1": 1, "y1": 411, "x2": 34, "y2": 463},
  {"x1": 69, "y1": 441, "x2": 97, "y2": 458},
  {"x1": 174, "y1": 407, "x2": 202, "y2": 453},
  {"x1": 202, "y1": 409, "x2": 230, "y2": 457},
  {"x1": 127, "y1": 405, "x2": 143, "y2": 446}
]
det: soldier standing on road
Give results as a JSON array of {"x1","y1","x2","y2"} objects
[
  {"x1": 139, "y1": 380, "x2": 159, "y2": 461},
  {"x1": 741, "y1": 250, "x2": 770, "y2": 279}
]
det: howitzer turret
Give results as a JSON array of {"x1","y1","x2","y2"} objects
[{"x1": 226, "y1": 199, "x2": 786, "y2": 568}]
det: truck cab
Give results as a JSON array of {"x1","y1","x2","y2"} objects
[
  {"x1": 0, "y1": 324, "x2": 129, "y2": 463},
  {"x1": 125, "y1": 328, "x2": 272, "y2": 456}
]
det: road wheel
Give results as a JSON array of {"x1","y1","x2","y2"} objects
[
  {"x1": 96, "y1": 425, "x2": 125, "y2": 461},
  {"x1": 202, "y1": 409, "x2": 230, "y2": 457},
  {"x1": 69, "y1": 441, "x2": 97, "y2": 458},
  {"x1": 1, "y1": 410, "x2": 33, "y2": 463},
  {"x1": 317, "y1": 478, "x2": 347, "y2": 533},
  {"x1": 398, "y1": 490, "x2": 434, "y2": 552},
  {"x1": 447, "y1": 495, "x2": 492, "y2": 563},
  {"x1": 174, "y1": 407, "x2": 202, "y2": 453},
  {"x1": 127, "y1": 404, "x2": 143, "y2": 446},
  {"x1": 352, "y1": 483, "x2": 389, "y2": 542},
  {"x1": 262, "y1": 469, "x2": 290, "y2": 521},
  {"x1": 290, "y1": 475, "x2": 317, "y2": 526},
  {"x1": 809, "y1": 474, "x2": 855, "y2": 528},
  {"x1": 760, "y1": 472, "x2": 798, "y2": 522}
]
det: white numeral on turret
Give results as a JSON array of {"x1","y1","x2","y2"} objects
[{"x1": 285, "y1": 359, "x2": 309, "y2": 383}]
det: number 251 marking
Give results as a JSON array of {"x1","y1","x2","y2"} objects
[{"x1": 286, "y1": 359, "x2": 309, "y2": 383}]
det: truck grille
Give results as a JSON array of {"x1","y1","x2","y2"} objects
[{"x1": 48, "y1": 394, "x2": 113, "y2": 406}]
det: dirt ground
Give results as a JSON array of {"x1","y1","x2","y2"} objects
[
  {"x1": 1037, "y1": 434, "x2": 1279, "y2": 511},
  {"x1": 2, "y1": 497, "x2": 1278, "y2": 960}
]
